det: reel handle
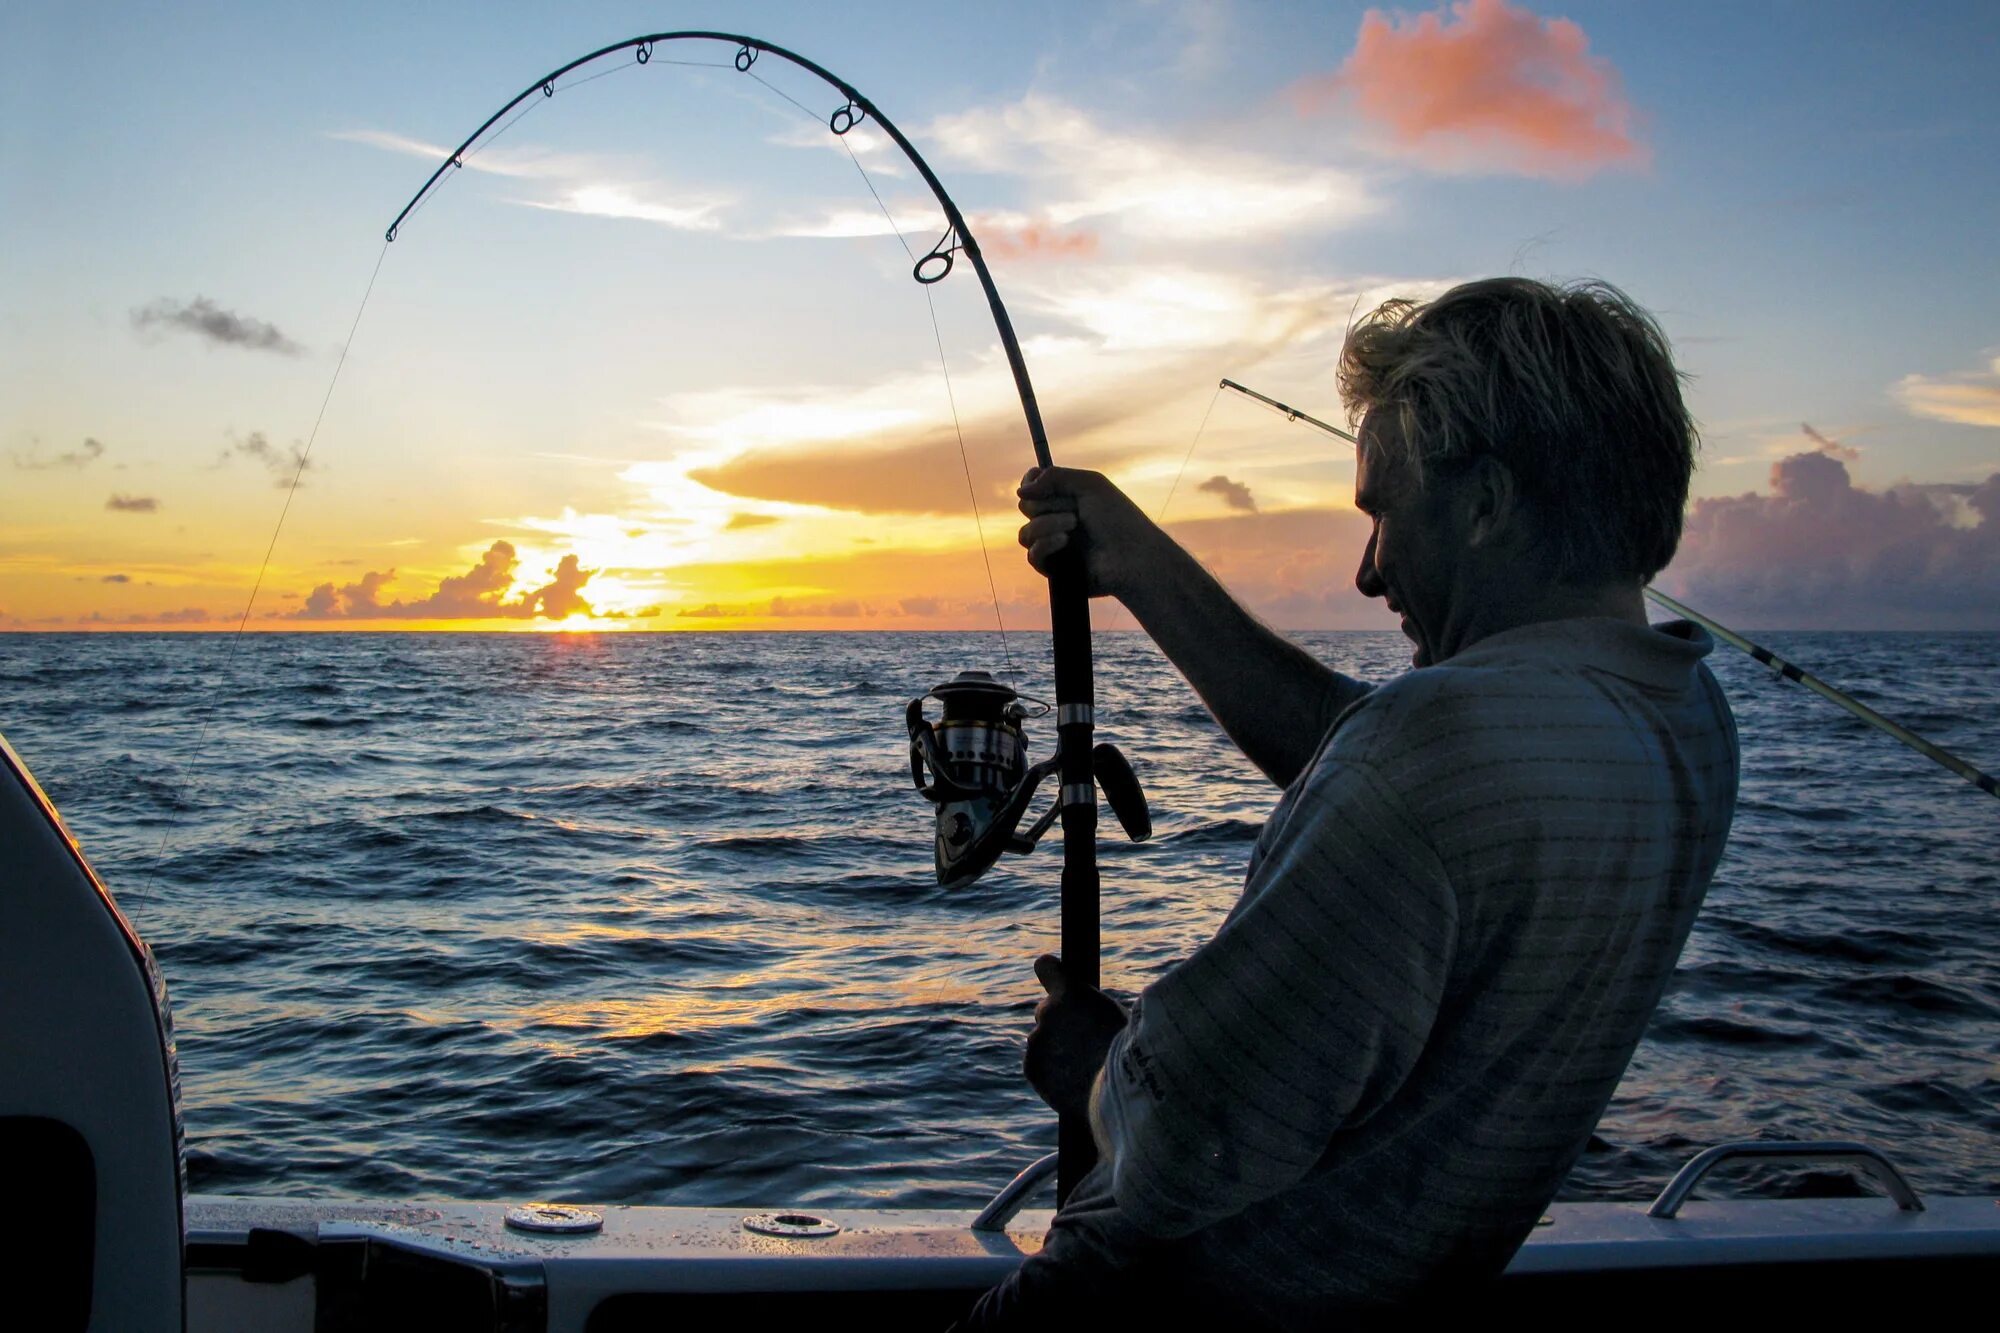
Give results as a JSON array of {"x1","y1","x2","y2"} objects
[{"x1": 1092, "y1": 743, "x2": 1151, "y2": 843}]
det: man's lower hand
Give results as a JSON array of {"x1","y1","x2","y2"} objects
[{"x1": 1023, "y1": 953, "x2": 1129, "y2": 1120}]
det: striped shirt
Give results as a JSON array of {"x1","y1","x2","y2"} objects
[{"x1": 1030, "y1": 617, "x2": 1738, "y2": 1322}]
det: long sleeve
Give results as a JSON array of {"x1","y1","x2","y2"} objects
[{"x1": 1094, "y1": 757, "x2": 1458, "y2": 1239}]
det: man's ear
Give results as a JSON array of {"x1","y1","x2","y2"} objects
[{"x1": 1459, "y1": 455, "x2": 1521, "y2": 550}]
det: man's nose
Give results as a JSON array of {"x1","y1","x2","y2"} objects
[{"x1": 1355, "y1": 532, "x2": 1385, "y2": 599}]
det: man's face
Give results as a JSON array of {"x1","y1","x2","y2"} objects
[{"x1": 1353, "y1": 416, "x2": 1460, "y2": 667}]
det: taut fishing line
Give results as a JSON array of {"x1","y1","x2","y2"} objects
[
  {"x1": 1096, "y1": 381, "x2": 1223, "y2": 635},
  {"x1": 741, "y1": 66, "x2": 1018, "y2": 682},
  {"x1": 733, "y1": 63, "x2": 1028, "y2": 1018},
  {"x1": 137, "y1": 240, "x2": 394, "y2": 901},
  {"x1": 1154, "y1": 382, "x2": 1224, "y2": 527},
  {"x1": 135, "y1": 49, "x2": 658, "y2": 899}
]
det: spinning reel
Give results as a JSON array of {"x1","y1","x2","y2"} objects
[{"x1": 907, "y1": 670, "x2": 1151, "y2": 890}]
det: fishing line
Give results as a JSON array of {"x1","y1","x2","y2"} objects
[
  {"x1": 459, "y1": 54, "x2": 653, "y2": 172},
  {"x1": 741, "y1": 62, "x2": 1025, "y2": 1014},
  {"x1": 1154, "y1": 381, "x2": 1224, "y2": 525},
  {"x1": 1104, "y1": 382, "x2": 1223, "y2": 634},
  {"x1": 136, "y1": 239, "x2": 394, "y2": 900},
  {"x1": 1216, "y1": 376, "x2": 2000, "y2": 802},
  {"x1": 745, "y1": 66, "x2": 1019, "y2": 682}
]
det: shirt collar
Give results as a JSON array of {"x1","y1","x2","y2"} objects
[{"x1": 1446, "y1": 616, "x2": 1713, "y2": 691}]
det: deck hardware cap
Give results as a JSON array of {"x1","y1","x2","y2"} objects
[
  {"x1": 505, "y1": 1203, "x2": 603, "y2": 1234},
  {"x1": 743, "y1": 1212, "x2": 841, "y2": 1238}
]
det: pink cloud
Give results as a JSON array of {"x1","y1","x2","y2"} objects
[
  {"x1": 979, "y1": 221, "x2": 1099, "y2": 261},
  {"x1": 1297, "y1": 0, "x2": 1648, "y2": 179},
  {"x1": 1660, "y1": 452, "x2": 2000, "y2": 629}
]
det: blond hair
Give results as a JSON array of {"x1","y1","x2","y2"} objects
[{"x1": 1338, "y1": 278, "x2": 1697, "y2": 583}]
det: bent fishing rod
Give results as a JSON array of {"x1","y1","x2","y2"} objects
[
  {"x1": 1217, "y1": 378, "x2": 2000, "y2": 802},
  {"x1": 386, "y1": 32, "x2": 1155, "y2": 1200}
]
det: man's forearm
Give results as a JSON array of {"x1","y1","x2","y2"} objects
[{"x1": 1120, "y1": 538, "x2": 1361, "y2": 787}]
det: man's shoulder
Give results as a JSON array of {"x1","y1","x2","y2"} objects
[
  {"x1": 1325, "y1": 654, "x2": 1552, "y2": 760},
  {"x1": 1319, "y1": 636, "x2": 1732, "y2": 821}
]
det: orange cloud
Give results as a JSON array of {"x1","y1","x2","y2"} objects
[
  {"x1": 980, "y1": 221, "x2": 1099, "y2": 261},
  {"x1": 688, "y1": 396, "x2": 1146, "y2": 516},
  {"x1": 1297, "y1": 0, "x2": 1647, "y2": 179}
]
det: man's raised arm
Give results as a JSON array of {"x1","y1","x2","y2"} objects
[{"x1": 1018, "y1": 466, "x2": 1369, "y2": 788}]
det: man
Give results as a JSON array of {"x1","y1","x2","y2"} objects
[{"x1": 959, "y1": 278, "x2": 1739, "y2": 1327}]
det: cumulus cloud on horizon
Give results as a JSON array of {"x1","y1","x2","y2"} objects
[
  {"x1": 1661, "y1": 448, "x2": 2000, "y2": 629},
  {"x1": 132, "y1": 296, "x2": 303, "y2": 355},
  {"x1": 76, "y1": 607, "x2": 211, "y2": 626},
  {"x1": 293, "y1": 540, "x2": 595, "y2": 621},
  {"x1": 1294, "y1": 0, "x2": 1647, "y2": 180}
]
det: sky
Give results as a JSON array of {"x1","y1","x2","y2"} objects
[{"x1": 3, "y1": 0, "x2": 1997, "y2": 632}]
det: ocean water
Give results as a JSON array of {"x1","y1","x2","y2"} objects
[{"x1": 1, "y1": 628, "x2": 1995, "y2": 1208}]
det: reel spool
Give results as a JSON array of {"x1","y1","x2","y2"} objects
[{"x1": 907, "y1": 670, "x2": 1151, "y2": 890}]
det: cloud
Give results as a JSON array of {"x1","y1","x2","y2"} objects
[
  {"x1": 106, "y1": 494, "x2": 160, "y2": 513},
  {"x1": 293, "y1": 541, "x2": 596, "y2": 621},
  {"x1": 771, "y1": 205, "x2": 937, "y2": 239},
  {"x1": 770, "y1": 595, "x2": 869, "y2": 618},
  {"x1": 101, "y1": 573, "x2": 131, "y2": 583},
  {"x1": 1659, "y1": 451, "x2": 2000, "y2": 629},
  {"x1": 77, "y1": 607, "x2": 211, "y2": 626},
  {"x1": 1893, "y1": 354, "x2": 2000, "y2": 427},
  {"x1": 1799, "y1": 422, "x2": 1859, "y2": 461},
  {"x1": 1197, "y1": 474, "x2": 1258, "y2": 512},
  {"x1": 764, "y1": 118, "x2": 907, "y2": 178},
  {"x1": 927, "y1": 94, "x2": 1380, "y2": 240},
  {"x1": 331, "y1": 129, "x2": 617, "y2": 184},
  {"x1": 980, "y1": 220, "x2": 1099, "y2": 262},
  {"x1": 12, "y1": 437, "x2": 105, "y2": 470},
  {"x1": 334, "y1": 128, "x2": 731, "y2": 233},
  {"x1": 517, "y1": 184, "x2": 726, "y2": 231},
  {"x1": 131, "y1": 297, "x2": 303, "y2": 355},
  {"x1": 1295, "y1": 0, "x2": 1647, "y2": 179},
  {"x1": 725, "y1": 512, "x2": 781, "y2": 530},
  {"x1": 687, "y1": 393, "x2": 1144, "y2": 516},
  {"x1": 672, "y1": 595, "x2": 914, "y2": 621},
  {"x1": 217, "y1": 431, "x2": 311, "y2": 488}
]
